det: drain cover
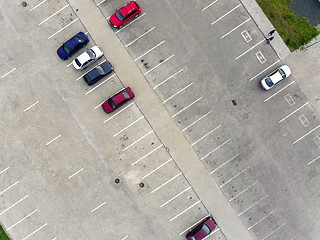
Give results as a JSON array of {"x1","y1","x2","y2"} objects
[
  {"x1": 139, "y1": 182, "x2": 144, "y2": 188},
  {"x1": 22, "y1": 2, "x2": 27, "y2": 7},
  {"x1": 243, "y1": 113, "x2": 249, "y2": 119},
  {"x1": 115, "y1": 178, "x2": 120, "y2": 184}
]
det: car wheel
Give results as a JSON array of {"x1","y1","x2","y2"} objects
[
  {"x1": 119, "y1": 25, "x2": 123, "y2": 29},
  {"x1": 134, "y1": 14, "x2": 139, "y2": 18}
]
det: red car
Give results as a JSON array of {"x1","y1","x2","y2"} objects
[
  {"x1": 186, "y1": 217, "x2": 217, "y2": 240},
  {"x1": 109, "y1": 1, "x2": 141, "y2": 28},
  {"x1": 102, "y1": 87, "x2": 135, "y2": 113}
]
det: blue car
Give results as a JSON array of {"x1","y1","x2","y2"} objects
[{"x1": 57, "y1": 32, "x2": 89, "y2": 60}]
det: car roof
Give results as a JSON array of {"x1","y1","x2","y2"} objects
[
  {"x1": 190, "y1": 217, "x2": 216, "y2": 240},
  {"x1": 120, "y1": 1, "x2": 137, "y2": 15},
  {"x1": 270, "y1": 71, "x2": 284, "y2": 84},
  {"x1": 77, "y1": 51, "x2": 90, "y2": 64},
  {"x1": 112, "y1": 91, "x2": 127, "y2": 106}
]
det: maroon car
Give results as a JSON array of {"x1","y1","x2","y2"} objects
[
  {"x1": 109, "y1": 1, "x2": 141, "y2": 28},
  {"x1": 102, "y1": 87, "x2": 134, "y2": 114},
  {"x1": 186, "y1": 217, "x2": 217, "y2": 240}
]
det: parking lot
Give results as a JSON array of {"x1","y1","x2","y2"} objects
[{"x1": 1, "y1": 0, "x2": 320, "y2": 239}]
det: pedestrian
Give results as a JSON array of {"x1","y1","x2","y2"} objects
[
  {"x1": 268, "y1": 29, "x2": 276, "y2": 36},
  {"x1": 266, "y1": 37, "x2": 274, "y2": 44}
]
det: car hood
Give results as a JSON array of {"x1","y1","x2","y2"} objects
[
  {"x1": 57, "y1": 46, "x2": 68, "y2": 60},
  {"x1": 91, "y1": 46, "x2": 103, "y2": 58},
  {"x1": 109, "y1": 13, "x2": 121, "y2": 27},
  {"x1": 102, "y1": 100, "x2": 113, "y2": 113},
  {"x1": 280, "y1": 64, "x2": 291, "y2": 77}
]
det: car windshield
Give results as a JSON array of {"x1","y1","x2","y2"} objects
[
  {"x1": 202, "y1": 224, "x2": 211, "y2": 235},
  {"x1": 75, "y1": 59, "x2": 82, "y2": 67},
  {"x1": 75, "y1": 35, "x2": 83, "y2": 43},
  {"x1": 265, "y1": 77, "x2": 274, "y2": 87},
  {"x1": 122, "y1": 90, "x2": 130, "y2": 99},
  {"x1": 86, "y1": 49, "x2": 95, "y2": 59},
  {"x1": 115, "y1": 10, "x2": 124, "y2": 21},
  {"x1": 108, "y1": 99, "x2": 116, "y2": 109},
  {"x1": 279, "y1": 69, "x2": 286, "y2": 79},
  {"x1": 62, "y1": 43, "x2": 70, "y2": 54},
  {"x1": 97, "y1": 66, "x2": 105, "y2": 75}
]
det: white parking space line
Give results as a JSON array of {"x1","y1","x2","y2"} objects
[
  {"x1": 97, "y1": 0, "x2": 106, "y2": 6},
  {"x1": 279, "y1": 102, "x2": 309, "y2": 123},
  {"x1": 200, "y1": 139, "x2": 231, "y2": 160},
  {"x1": 191, "y1": 124, "x2": 221, "y2": 146},
  {"x1": 211, "y1": 4, "x2": 241, "y2": 25},
  {"x1": 0, "y1": 195, "x2": 29, "y2": 216},
  {"x1": 116, "y1": 13, "x2": 146, "y2": 33},
  {"x1": 163, "y1": 83, "x2": 193, "y2": 103},
  {"x1": 7, "y1": 209, "x2": 38, "y2": 231},
  {"x1": 48, "y1": 18, "x2": 79, "y2": 39},
  {"x1": 182, "y1": 111, "x2": 212, "y2": 132},
  {"x1": 85, "y1": 74, "x2": 115, "y2": 95},
  {"x1": 122, "y1": 130, "x2": 153, "y2": 151},
  {"x1": 22, "y1": 223, "x2": 47, "y2": 240},
  {"x1": 202, "y1": 0, "x2": 219, "y2": 12},
  {"x1": 160, "y1": 186, "x2": 191, "y2": 208},
  {"x1": 264, "y1": 81, "x2": 295, "y2": 102},
  {"x1": 229, "y1": 181, "x2": 258, "y2": 202},
  {"x1": 153, "y1": 69, "x2": 184, "y2": 89},
  {"x1": 76, "y1": 61, "x2": 107, "y2": 81},
  {"x1": 24, "y1": 101, "x2": 39, "y2": 112},
  {"x1": 113, "y1": 116, "x2": 144, "y2": 137},
  {"x1": 46, "y1": 135, "x2": 61, "y2": 146},
  {"x1": 307, "y1": 155, "x2": 320, "y2": 165},
  {"x1": 220, "y1": 168, "x2": 247, "y2": 188},
  {"x1": 125, "y1": 27, "x2": 155, "y2": 47},
  {"x1": 221, "y1": 18, "x2": 251, "y2": 39},
  {"x1": 170, "y1": 200, "x2": 201, "y2": 221},
  {"x1": 293, "y1": 125, "x2": 320, "y2": 145},
  {"x1": 151, "y1": 172, "x2": 182, "y2": 194},
  {"x1": 121, "y1": 236, "x2": 128, "y2": 240},
  {"x1": 238, "y1": 195, "x2": 268, "y2": 216},
  {"x1": 30, "y1": 0, "x2": 47, "y2": 11},
  {"x1": 261, "y1": 223, "x2": 286, "y2": 240},
  {"x1": 172, "y1": 97, "x2": 202, "y2": 118},
  {"x1": 179, "y1": 214, "x2": 210, "y2": 235},
  {"x1": 132, "y1": 144, "x2": 163, "y2": 166},
  {"x1": 104, "y1": 102, "x2": 135, "y2": 123},
  {"x1": 249, "y1": 60, "x2": 280, "y2": 81},
  {"x1": 144, "y1": 54, "x2": 174, "y2": 75},
  {"x1": 247, "y1": 209, "x2": 277, "y2": 230},
  {"x1": 235, "y1": 38, "x2": 265, "y2": 60},
  {"x1": 1, "y1": 68, "x2": 16, "y2": 78},
  {"x1": 66, "y1": 62, "x2": 73, "y2": 67},
  {"x1": 91, "y1": 202, "x2": 106, "y2": 213},
  {"x1": 0, "y1": 181, "x2": 19, "y2": 195},
  {"x1": 142, "y1": 158, "x2": 172, "y2": 180},
  {"x1": 135, "y1": 40, "x2": 165, "y2": 61},
  {"x1": 39, "y1": 4, "x2": 69, "y2": 25},
  {"x1": 0, "y1": 167, "x2": 10, "y2": 175},
  {"x1": 68, "y1": 168, "x2": 83, "y2": 179},
  {"x1": 210, "y1": 154, "x2": 239, "y2": 174}
]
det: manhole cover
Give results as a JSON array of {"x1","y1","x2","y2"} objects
[
  {"x1": 139, "y1": 182, "x2": 144, "y2": 188},
  {"x1": 115, "y1": 178, "x2": 120, "y2": 184},
  {"x1": 243, "y1": 113, "x2": 249, "y2": 119},
  {"x1": 22, "y1": 2, "x2": 27, "y2": 7}
]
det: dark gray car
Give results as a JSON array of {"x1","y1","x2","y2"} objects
[{"x1": 83, "y1": 61, "x2": 114, "y2": 86}]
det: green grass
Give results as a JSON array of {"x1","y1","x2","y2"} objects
[
  {"x1": 0, "y1": 225, "x2": 9, "y2": 240},
  {"x1": 257, "y1": 0, "x2": 319, "y2": 51}
]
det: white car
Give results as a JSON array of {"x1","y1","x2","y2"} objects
[
  {"x1": 72, "y1": 46, "x2": 103, "y2": 70},
  {"x1": 260, "y1": 65, "x2": 291, "y2": 90}
]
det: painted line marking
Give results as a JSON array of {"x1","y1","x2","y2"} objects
[
  {"x1": 0, "y1": 181, "x2": 19, "y2": 195},
  {"x1": 0, "y1": 195, "x2": 29, "y2": 216},
  {"x1": 142, "y1": 158, "x2": 172, "y2": 180},
  {"x1": 122, "y1": 130, "x2": 153, "y2": 152},
  {"x1": 256, "y1": 51, "x2": 266, "y2": 64},
  {"x1": 46, "y1": 135, "x2": 61, "y2": 146},
  {"x1": 85, "y1": 73, "x2": 115, "y2": 95},
  {"x1": 235, "y1": 38, "x2": 265, "y2": 60},
  {"x1": 285, "y1": 94, "x2": 295, "y2": 106},
  {"x1": 135, "y1": 41, "x2": 165, "y2": 61},
  {"x1": 68, "y1": 168, "x2": 83, "y2": 179},
  {"x1": 241, "y1": 30, "x2": 252, "y2": 43},
  {"x1": 1, "y1": 68, "x2": 16, "y2": 78},
  {"x1": 314, "y1": 136, "x2": 320, "y2": 148},
  {"x1": 97, "y1": 0, "x2": 106, "y2": 6},
  {"x1": 132, "y1": 144, "x2": 163, "y2": 166},
  {"x1": 308, "y1": 155, "x2": 320, "y2": 165},
  {"x1": 299, "y1": 115, "x2": 309, "y2": 127},
  {"x1": 125, "y1": 27, "x2": 155, "y2": 47},
  {"x1": 113, "y1": 116, "x2": 144, "y2": 137},
  {"x1": 293, "y1": 125, "x2": 320, "y2": 145},
  {"x1": 22, "y1": 223, "x2": 47, "y2": 240},
  {"x1": 179, "y1": 214, "x2": 210, "y2": 235},
  {"x1": 211, "y1": 4, "x2": 241, "y2": 25},
  {"x1": 247, "y1": 209, "x2": 277, "y2": 230},
  {"x1": 104, "y1": 102, "x2": 135, "y2": 123},
  {"x1": 220, "y1": 168, "x2": 247, "y2": 188},
  {"x1": 201, "y1": 139, "x2": 231, "y2": 160},
  {"x1": 211, "y1": 154, "x2": 239, "y2": 174},
  {"x1": 76, "y1": 60, "x2": 107, "y2": 81},
  {"x1": 160, "y1": 186, "x2": 191, "y2": 207},
  {"x1": 172, "y1": 97, "x2": 202, "y2": 118},
  {"x1": 39, "y1": 4, "x2": 69, "y2": 25},
  {"x1": 238, "y1": 195, "x2": 268, "y2": 216},
  {"x1": 153, "y1": 69, "x2": 184, "y2": 89},
  {"x1": 170, "y1": 200, "x2": 201, "y2": 221},
  {"x1": 30, "y1": 0, "x2": 47, "y2": 11},
  {"x1": 202, "y1": 0, "x2": 218, "y2": 11},
  {"x1": 221, "y1": 18, "x2": 251, "y2": 38},
  {"x1": 249, "y1": 60, "x2": 280, "y2": 81},
  {"x1": 191, "y1": 124, "x2": 221, "y2": 146},
  {"x1": 182, "y1": 111, "x2": 212, "y2": 132},
  {"x1": 163, "y1": 83, "x2": 193, "y2": 103},
  {"x1": 116, "y1": 13, "x2": 146, "y2": 33},
  {"x1": 24, "y1": 101, "x2": 38, "y2": 112},
  {"x1": 66, "y1": 61, "x2": 73, "y2": 67},
  {"x1": 91, "y1": 202, "x2": 106, "y2": 213},
  {"x1": 279, "y1": 102, "x2": 309, "y2": 123},
  {"x1": 151, "y1": 172, "x2": 182, "y2": 194},
  {"x1": 0, "y1": 167, "x2": 10, "y2": 175},
  {"x1": 229, "y1": 181, "x2": 258, "y2": 202},
  {"x1": 144, "y1": 54, "x2": 174, "y2": 75},
  {"x1": 121, "y1": 236, "x2": 128, "y2": 240},
  {"x1": 264, "y1": 81, "x2": 295, "y2": 102},
  {"x1": 7, "y1": 209, "x2": 38, "y2": 231},
  {"x1": 261, "y1": 223, "x2": 285, "y2": 240},
  {"x1": 48, "y1": 18, "x2": 79, "y2": 39}
]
